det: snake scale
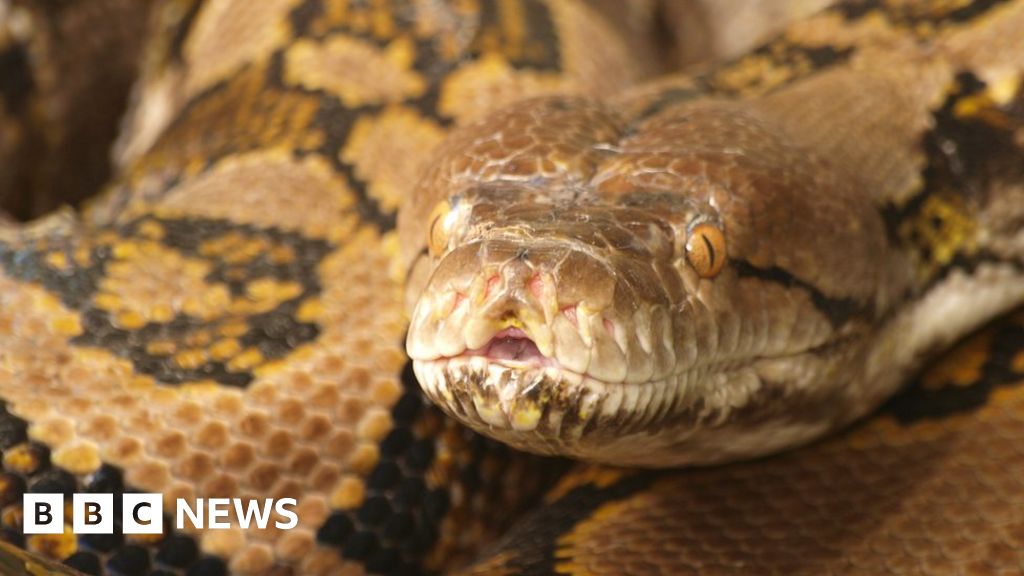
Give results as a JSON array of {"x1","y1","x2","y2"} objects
[{"x1": 0, "y1": 0, "x2": 1023, "y2": 575}]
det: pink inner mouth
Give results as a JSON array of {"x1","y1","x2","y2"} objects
[{"x1": 468, "y1": 327, "x2": 549, "y2": 365}]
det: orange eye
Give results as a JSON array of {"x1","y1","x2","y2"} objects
[
  {"x1": 427, "y1": 200, "x2": 451, "y2": 257},
  {"x1": 685, "y1": 223, "x2": 726, "y2": 278}
]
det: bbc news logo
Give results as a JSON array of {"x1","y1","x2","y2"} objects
[{"x1": 23, "y1": 494, "x2": 298, "y2": 534}]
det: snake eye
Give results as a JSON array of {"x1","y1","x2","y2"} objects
[
  {"x1": 685, "y1": 223, "x2": 726, "y2": 278},
  {"x1": 427, "y1": 200, "x2": 452, "y2": 257}
]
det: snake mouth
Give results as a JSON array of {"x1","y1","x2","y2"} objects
[
  {"x1": 414, "y1": 356, "x2": 607, "y2": 450},
  {"x1": 412, "y1": 330, "x2": 677, "y2": 458},
  {"x1": 466, "y1": 328, "x2": 558, "y2": 368}
]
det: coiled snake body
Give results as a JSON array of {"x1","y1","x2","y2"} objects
[{"x1": 0, "y1": 1, "x2": 1023, "y2": 575}]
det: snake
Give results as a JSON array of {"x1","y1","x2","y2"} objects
[{"x1": 0, "y1": 0, "x2": 1023, "y2": 575}]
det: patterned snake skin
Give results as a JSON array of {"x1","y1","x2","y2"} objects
[{"x1": 0, "y1": 1, "x2": 1023, "y2": 575}]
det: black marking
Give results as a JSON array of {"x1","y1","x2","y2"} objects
[
  {"x1": 288, "y1": 0, "x2": 324, "y2": 37},
  {"x1": 471, "y1": 0, "x2": 560, "y2": 70},
  {"x1": 636, "y1": 42, "x2": 855, "y2": 121},
  {"x1": 289, "y1": 0, "x2": 560, "y2": 72},
  {"x1": 106, "y1": 544, "x2": 151, "y2": 574},
  {"x1": 634, "y1": 85, "x2": 706, "y2": 124},
  {"x1": 64, "y1": 551, "x2": 102, "y2": 575},
  {"x1": 834, "y1": 0, "x2": 1015, "y2": 28},
  {"x1": 0, "y1": 216, "x2": 331, "y2": 388},
  {"x1": 916, "y1": 72, "x2": 1022, "y2": 204},
  {"x1": 166, "y1": 0, "x2": 205, "y2": 63},
  {"x1": 881, "y1": 70, "x2": 1024, "y2": 283},
  {"x1": 706, "y1": 42, "x2": 856, "y2": 95},
  {"x1": 0, "y1": 404, "x2": 29, "y2": 450},
  {"x1": 733, "y1": 260, "x2": 867, "y2": 327},
  {"x1": 0, "y1": 45, "x2": 35, "y2": 115},
  {"x1": 309, "y1": 96, "x2": 399, "y2": 231}
]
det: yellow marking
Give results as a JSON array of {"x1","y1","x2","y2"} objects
[
  {"x1": 296, "y1": 298, "x2": 323, "y2": 323},
  {"x1": 114, "y1": 310, "x2": 147, "y2": 330},
  {"x1": 218, "y1": 320, "x2": 250, "y2": 338},
  {"x1": 253, "y1": 359, "x2": 288, "y2": 377},
  {"x1": 247, "y1": 278, "x2": 302, "y2": 303},
  {"x1": 545, "y1": 466, "x2": 632, "y2": 503},
  {"x1": 26, "y1": 530, "x2": 76, "y2": 561},
  {"x1": 49, "y1": 315, "x2": 82, "y2": 337},
  {"x1": 174, "y1": 349, "x2": 208, "y2": 370},
  {"x1": 511, "y1": 404, "x2": 542, "y2": 431},
  {"x1": 209, "y1": 338, "x2": 242, "y2": 361},
  {"x1": 72, "y1": 246, "x2": 92, "y2": 266},
  {"x1": 93, "y1": 292, "x2": 121, "y2": 311},
  {"x1": 346, "y1": 444, "x2": 380, "y2": 475},
  {"x1": 922, "y1": 331, "x2": 991, "y2": 389},
  {"x1": 150, "y1": 303, "x2": 175, "y2": 324},
  {"x1": 1012, "y1": 350, "x2": 1024, "y2": 375},
  {"x1": 146, "y1": 340, "x2": 178, "y2": 356},
  {"x1": 900, "y1": 193, "x2": 978, "y2": 281},
  {"x1": 134, "y1": 64, "x2": 325, "y2": 179},
  {"x1": 44, "y1": 251, "x2": 68, "y2": 270},
  {"x1": 137, "y1": 220, "x2": 165, "y2": 240},
  {"x1": 111, "y1": 241, "x2": 140, "y2": 259},
  {"x1": 710, "y1": 43, "x2": 809, "y2": 96},
  {"x1": 990, "y1": 380, "x2": 1024, "y2": 407},
  {"x1": 227, "y1": 347, "x2": 264, "y2": 372},
  {"x1": 371, "y1": 0, "x2": 396, "y2": 38},
  {"x1": 356, "y1": 409, "x2": 394, "y2": 441},
  {"x1": 126, "y1": 375, "x2": 157, "y2": 392},
  {"x1": 3, "y1": 444, "x2": 43, "y2": 475},
  {"x1": 330, "y1": 475, "x2": 366, "y2": 509},
  {"x1": 990, "y1": 74, "x2": 1022, "y2": 106},
  {"x1": 2, "y1": 504, "x2": 23, "y2": 527}
]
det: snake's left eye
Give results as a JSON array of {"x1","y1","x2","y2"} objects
[
  {"x1": 685, "y1": 223, "x2": 726, "y2": 278},
  {"x1": 427, "y1": 200, "x2": 452, "y2": 257}
]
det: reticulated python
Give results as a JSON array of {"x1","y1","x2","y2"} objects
[{"x1": 0, "y1": 1, "x2": 1023, "y2": 575}]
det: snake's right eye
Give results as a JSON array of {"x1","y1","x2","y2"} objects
[
  {"x1": 685, "y1": 222, "x2": 727, "y2": 278},
  {"x1": 427, "y1": 200, "x2": 452, "y2": 257}
]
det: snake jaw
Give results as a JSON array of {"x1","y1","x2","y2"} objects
[{"x1": 413, "y1": 355, "x2": 617, "y2": 444}]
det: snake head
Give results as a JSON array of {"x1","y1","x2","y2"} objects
[{"x1": 401, "y1": 96, "x2": 903, "y2": 467}]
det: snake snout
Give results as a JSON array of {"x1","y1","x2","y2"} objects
[{"x1": 406, "y1": 231, "x2": 691, "y2": 461}]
